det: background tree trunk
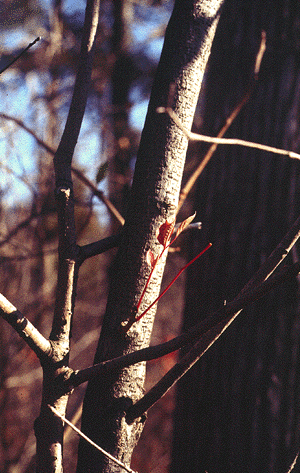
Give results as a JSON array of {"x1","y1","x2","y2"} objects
[
  {"x1": 76, "y1": 1, "x2": 224, "y2": 471},
  {"x1": 171, "y1": 1, "x2": 300, "y2": 472}
]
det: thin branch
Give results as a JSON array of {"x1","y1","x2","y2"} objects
[
  {"x1": 0, "y1": 37, "x2": 40, "y2": 75},
  {"x1": 158, "y1": 106, "x2": 300, "y2": 161},
  {"x1": 239, "y1": 212, "x2": 300, "y2": 293},
  {"x1": 50, "y1": 188, "x2": 77, "y2": 349},
  {"x1": 134, "y1": 242, "x2": 212, "y2": 322},
  {"x1": 0, "y1": 162, "x2": 36, "y2": 195},
  {"x1": 126, "y1": 264, "x2": 300, "y2": 423},
  {"x1": 0, "y1": 293, "x2": 51, "y2": 361},
  {"x1": 125, "y1": 214, "x2": 300, "y2": 421},
  {"x1": 71, "y1": 168, "x2": 125, "y2": 225},
  {"x1": 67, "y1": 261, "x2": 300, "y2": 393},
  {"x1": 0, "y1": 113, "x2": 124, "y2": 225},
  {"x1": 0, "y1": 247, "x2": 57, "y2": 262},
  {"x1": 177, "y1": 84, "x2": 253, "y2": 211},
  {"x1": 50, "y1": 214, "x2": 300, "y2": 393},
  {"x1": 177, "y1": 30, "x2": 266, "y2": 211},
  {"x1": 78, "y1": 232, "x2": 122, "y2": 264},
  {"x1": 50, "y1": 0, "x2": 101, "y2": 348},
  {"x1": 49, "y1": 406, "x2": 138, "y2": 473},
  {"x1": 0, "y1": 211, "x2": 38, "y2": 247},
  {"x1": 287, "y1": 451, "x2": 299, "y2": 473},
  {"x1": 53, "y1": 0, "x2": 100, "y2": 184},
  {"x1": 254, "y1": 31, "x2": 267, "y2": 77},
  {"x1": 0, "y1": 113, "x2": 56, "y2": 153},
  {"x1": 63, "y1": 404, "x2": 83, "y2": 442}
]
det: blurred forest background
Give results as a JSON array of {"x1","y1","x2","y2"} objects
[{"x1": 2, "y1": 0, "x2": 300, "y2": 473}]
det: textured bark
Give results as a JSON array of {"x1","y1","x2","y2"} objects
[
  {"x1": 171, "y1": 1, "x2": 300, "y2": 472},
  {"x1": 77, "y1": 1, "x2": 224, "y2": 471}
]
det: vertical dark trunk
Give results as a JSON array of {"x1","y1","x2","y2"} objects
[
  {"x1": 171, "y1": 1, "x2": 300, "y2": 472},
  {"x1": 108, "y1": 0, "x2": 137, "y2": 220}
]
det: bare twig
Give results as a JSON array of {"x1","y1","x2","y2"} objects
[
  {"x1": 63, "y1": 404, "x2": 83, "y2": 442},
  {"x1": 158, "y1": 106, "x2": 300, "y2": 162},
  {"x1": 0, "y1": 248, "x2": 57, "y2": 262},
  {"x1": 0, "y1": 113, "x2": 125, "y2": 225},
  {"x1": 239, "y1": 212, "x2": 300, "y2": 293},
  {"x1": 0, "y1": 211, "x2": 38, "y2": 247},
  {"x1": 177, "y1": 30, "x2": 266, "y2": 211},
  {"x1": 177, "y1": 92, "x2": 251, "y2": 211},
  {"x1": 67, "y1": 261, "x2": 300, "y2": 393},
  {"x1": 0, "y1": 113, "x2": 55, "y2": 153},
  {"x1": 126, "y1": 265, "x2": 300, "y2": 423},
  {"x1": 50, "y1": 406, "x2": 138, "y2": 473},
  {"x1": 71, "y1": 168, "x2": 125, "y2": 225},
  {"x1": 0, "y1": 37, "x2": 40, "y2": 75},
  {"x1": 78, "y1": 233, "x2": 122, "y2": 264},
  {"x1": 254, "y1": 31, "x2": 266, "y2": 77},
  {"x1": 0, "y1": 293, "x2": 51, "y2": 360},
  {"x1": 125, "y1": 214, "x2": 300, "y2": 421},
  {"x1": 0, "y1": 162, "x2": 36, "y2": 195},
  {"x1": 287, "y1": 451, "x2": 299, "y2": 473}
]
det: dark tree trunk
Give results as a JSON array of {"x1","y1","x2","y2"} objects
[{"x1": 171, "y1": 1, "x2": 300, "y2": 472}]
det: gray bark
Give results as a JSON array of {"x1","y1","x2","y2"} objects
[{"x1": 76, "y1": 1, "x2": 224, "y2": 471}]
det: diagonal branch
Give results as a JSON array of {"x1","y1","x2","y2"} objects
[
  {"x1": 0, "y1": 211, "x2": 38, "y2": 247},
  {"x1": 124, "y1": 213, "x2": 300, "y2": 422},
  {"x1": 67, "y1": 260, "x2": 300, "y2": 394},
  {"x1": 177, "y1": 30, "x2": 267, "y2": 212},
  {"x1": 78, "y1": 233, "x2": 122, "y2": 264},
  {"x1": 0, "y1": 37, "x2": 40, "y2": 75},
  {"x1": 50, "y1": 214, "x2": 300, "y2": 397},
  {"x1": 177, "y1": 89, "x2": 253, "y2": 211},
  {"x1": 125, "y1": 264, "x2": 300, "y2": 423},
  {"x1": 158, "y1": 106, "x2": 300, "y2": 161},
  {"x1": 0, "y1": 112, "x2": 55, "y2": 153},
  {"x1": 0, "y1": 293, "x2": 51, "y2": 361},
  {"x1": 50, "y1": 406, "x2": 138, "y2": 473},
  {"x1": 71, "y1": 167, "x2": 125, "y2": 225},
  {"x1": 0, "y1": 113, "x2": 124, "y2": 225},
  {"x1": 287, "y1": 451, "x2": 299, "y2": 473}
]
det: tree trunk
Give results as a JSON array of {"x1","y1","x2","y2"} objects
[
  {"x1": 171, "y1": 1, "x2": 300, "y2": 472},
  {"x1": 77, "y1": 1, "x2": 224, "y2": 471}
]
